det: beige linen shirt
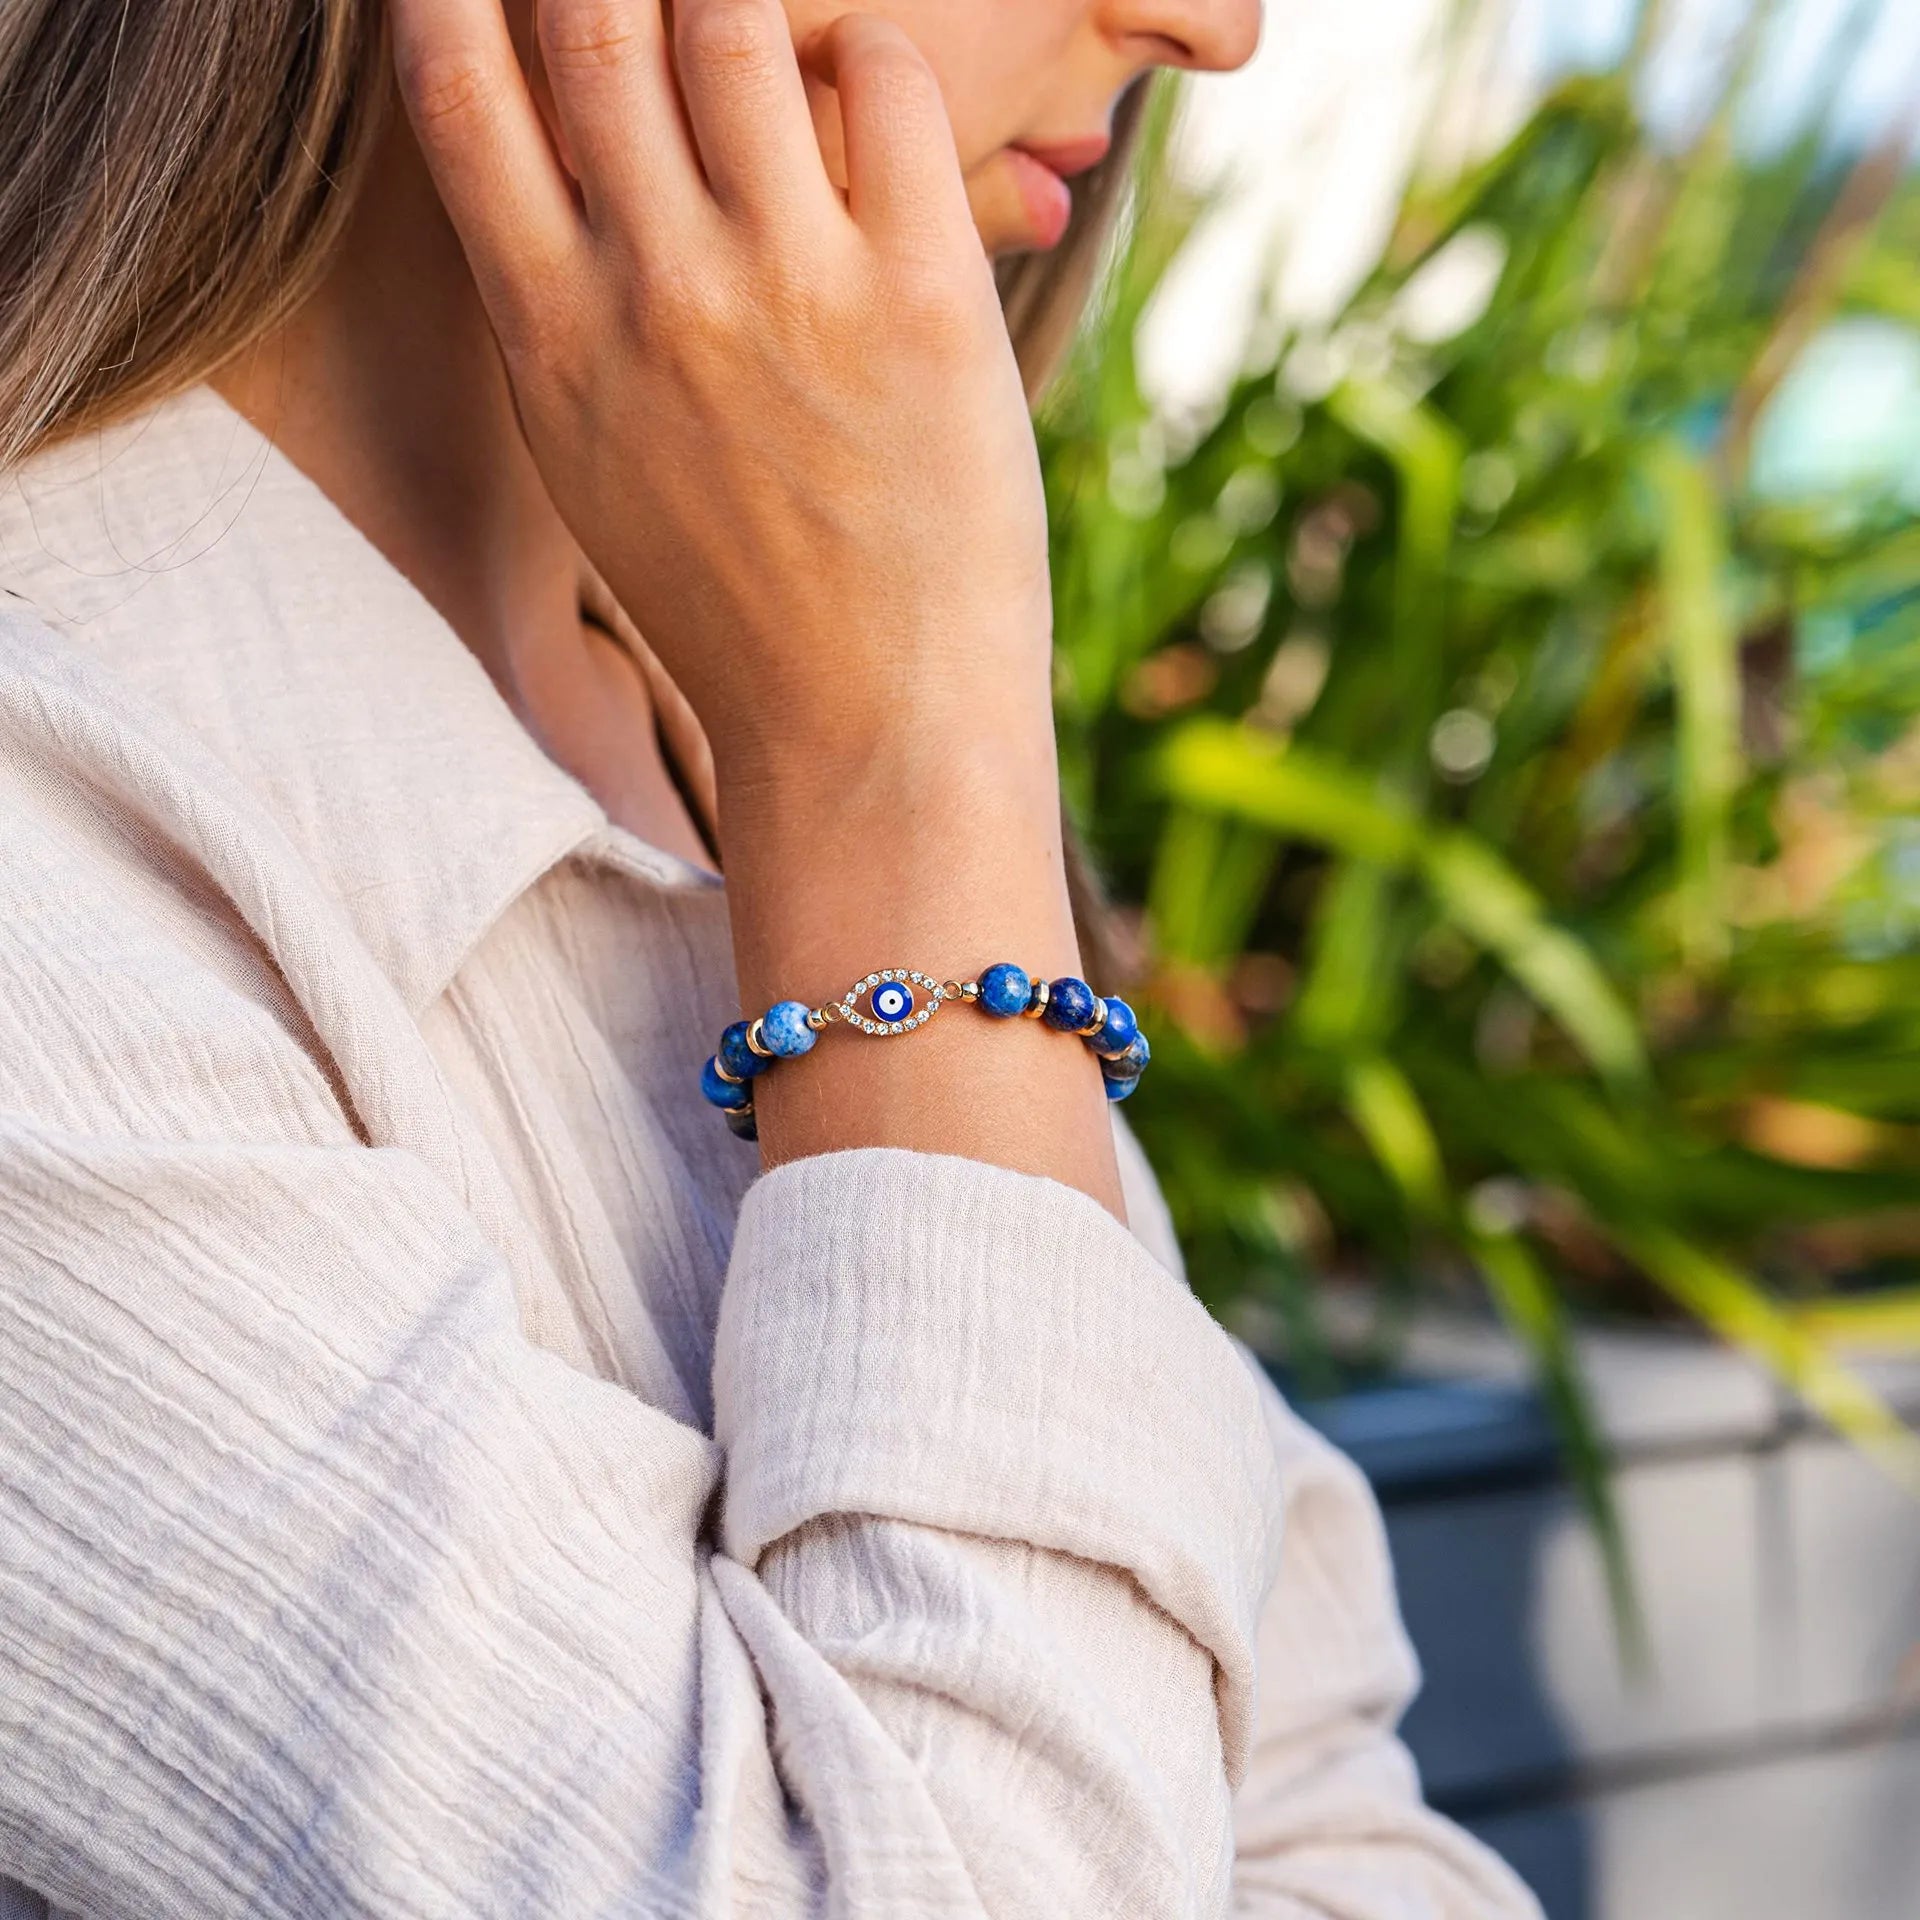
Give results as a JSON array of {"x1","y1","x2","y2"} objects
[{"x1": 0, "y1": 386, "x2": 1538, "y2": 1919}]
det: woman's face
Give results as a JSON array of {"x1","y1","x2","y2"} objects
[{"x1": 783, "y1": 0, "x2": 1263, "y2": 255}]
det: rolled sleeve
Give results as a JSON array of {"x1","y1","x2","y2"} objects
[{"x1": 714, "y1": 1145, "x2": 1287, "y2": 1777}]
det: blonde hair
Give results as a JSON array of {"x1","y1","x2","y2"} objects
[
  {"x1": 0, "y1": 0, "x2": 1141, "y2": 971},
  {"x1": 0, "y1": 0, "x2": 385, "y2": 467}
]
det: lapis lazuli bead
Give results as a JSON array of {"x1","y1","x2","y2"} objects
[
  {"x1": 760, "y1": 1000, "x2": 817, "y2": 1058},
  {"x1": 720, "y1": 1019, "x2": 771, "y2": 1081},
  {"x1": 701, "y1": 1056, "x2": 753, "y2": 1110},
  {"x1": 872, "y1": 981, "x2": 914, "y2": 1023},
  {"x1": 1103, "y1": 1070, "x2": 1142, "y2": 1102},
  {"x1": 977, "y1": 962, "x2": 1031, "y2": 1019},
  {"x1": 1089, "y1": 997, "x2": 1139, "y2": 1059},
  {"x1": 1044, "y1": 975, "x2": 1097, "y2": 1033},
  {"x1": 1100, "y1": 1033, "x2": 1151, "y2": 1081},
  {"x1": 724, "y1": 1104, "x2": 759, "y2": 1141}
]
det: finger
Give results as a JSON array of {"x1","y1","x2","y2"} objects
[
  {"x1": 807, "y1": 16, "x2": 973, "y2": 247},
  {"x1": 536, "y1": 0, "x2": 707, "y2": 232},
  {"x1": 390, "y1": 0, "x2": 581, "y2": 324},
  {"x1": 672, "y1": 0, "x2": 837, "y2": 225}
]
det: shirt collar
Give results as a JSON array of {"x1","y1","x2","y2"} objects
[{"x1": 0, "y1": 383, "x2": 721, "y2": 1014}]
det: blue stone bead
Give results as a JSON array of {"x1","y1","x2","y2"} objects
[
  {"x1": 719, "y1": 1019, "x2": 771, "y2": 1081},
  {"x1": 1044, "y1": 975, "x2": 1097, "y2": 1033},
  {"x1": 700, "y1": 1056, "x2": 753, "y2": 1110},
  {"x1": 977, "y1": 962, "x2": 1031, "y2": 1018},
  {"x1": 1089, "y1": 996, "x2": 1140, "y2": 1059},
  {"x1": 1103, "y1": 1070, "x2": 1142, "y2": 1102},
  {"x1": 760, "y1": 1000, "x2": 817, "y2": 1058},
  {"x1": 724, "y1": 1104, "x2": 759, "y2": 1141},
  {"x1": 1100, "y1": 1033, "x2": 1151, "y2": 1081}
]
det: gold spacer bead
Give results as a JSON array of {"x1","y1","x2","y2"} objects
[
  {"x1": 711, "y1": 1056, "x2": 744, "y2": 1087},
  {"x1": 1022, "y1": 976, "x2": 1050, "y2": 1019},
  {"x1": 745, "y1": 1018, "x2": 775, "y2": 1058},
  {"x1": 1075, "y1": 995, "x2": 1108, "y2": 1038}
]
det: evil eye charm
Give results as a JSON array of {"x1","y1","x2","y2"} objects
[{"x1": 841, "y1": 967, "x2": 945, "y2": 1035}]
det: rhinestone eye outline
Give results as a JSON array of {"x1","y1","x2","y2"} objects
[{"x1": 839, "y1": 967, "x2": 948, "y2": 1037}]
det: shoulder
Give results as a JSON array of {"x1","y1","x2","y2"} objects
[{"x1": 0, "y1": 599, "x2": 357, "y2": 1146}]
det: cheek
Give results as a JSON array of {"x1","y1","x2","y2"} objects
[
  {"x1": 785, "y1": 0, "x2": 1085, "y2": 234},
  {"x1": 783, "y1": 5, "x2": 978, "y2": 183},
  {"x1": 916, "y1": 8, "x2": 1066, "y2": 167},
  {"x1": 789, "y1": 1, "x2": 1065, "y2": 172}
]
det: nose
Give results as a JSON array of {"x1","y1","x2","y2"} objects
[{"x1": 1106, "y1": 0, "x2": 1263, "y2": 74}]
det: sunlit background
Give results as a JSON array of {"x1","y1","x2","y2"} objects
[{"x1": 1043, "y1": 1, "x2": 1920, "y2": 1912}]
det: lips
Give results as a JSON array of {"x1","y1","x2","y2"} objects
[{"x1": 1012, "y1": 135, "x2": 1114, "y2": 182}]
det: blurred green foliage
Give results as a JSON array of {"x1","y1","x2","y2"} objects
[{"x1": 1040, "y1": 11, "x2": 1920, "y2": 1556}]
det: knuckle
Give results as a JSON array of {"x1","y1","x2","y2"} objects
[
  {"x1": 622, "y1": 259, "x2": 734, "y2": 350},
  {"x1": 879, "y1": 261, "x2": 976, "y2": 357},
  {"x1": 845, "y1": 29, "x2": 938, "y2": 104},
  {"x1": 759, "y1": 266, "x2": 847, "y2": 347},
  {"x1": 494, "y1": 283, "x2": 570, "y2": 368},
  {"x1": 485, "y1": 260, "x2": 583, "y2": 372},
  {"x1": 397, "y1": 52, "x2": 499, "y2": 131},
  {"x1": 677, "y1": 0, "x2": 780, "y2": 81},
  {"x1": 844, "y1": 50, "x2": 948, "y2": 157},
  {"x1": 539, "y1": 1, "x2": 644, "y2": 71}
]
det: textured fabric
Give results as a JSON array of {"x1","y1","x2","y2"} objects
[{"x1": 0, "y1": 386, "x2": 1540, "y2": 1919}]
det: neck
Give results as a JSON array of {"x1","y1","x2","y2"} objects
[
  {"x1": 210, "y1": 98, "x2": 585, "y2": 712},
  {"x1": 209, "y1": 101, "x2": 718, "y2": 869}
]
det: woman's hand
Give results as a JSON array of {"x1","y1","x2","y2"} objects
[
  {"x1": 390, "y1": 0, "x2": 1053, "y2": 799},
  {"x1": 391, "y1": 0, "x2": 1123, "y2": 1214}
]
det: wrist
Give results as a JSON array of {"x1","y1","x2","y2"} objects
[
  {"x1": 704, "y1": 673, "x2": 1121, "y2": 1221},
  {"x1": 707, "y1": 589, "x2": 1058, "y2": 807},
  {"x1": 713, "y1": 689, "x2": 1064, "y2": 857},
  {"x1": 717, "y1": 722, "x2": 1082, "y2": 1009}
]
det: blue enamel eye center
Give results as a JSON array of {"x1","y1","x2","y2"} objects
[{"x1": 871, "y1": 982, "x2": 914, "y2": 1023}]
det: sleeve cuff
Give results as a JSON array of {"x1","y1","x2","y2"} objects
[{"x1": 712, "y1": 1145, "x2": 1286, "y2": 1775}]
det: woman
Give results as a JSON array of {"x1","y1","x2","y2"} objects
[{"x1": 0, "y1": 0, "x2": 1539, "y2": 1913}]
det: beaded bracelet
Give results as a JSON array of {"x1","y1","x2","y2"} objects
[{"x1": 699, "y1": 963, "x2": 1151, "y2": 1142}]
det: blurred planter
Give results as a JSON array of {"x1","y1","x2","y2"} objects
[{"x1": 1253, "y1": 1311, "x2": 1920, "y2": 1920}]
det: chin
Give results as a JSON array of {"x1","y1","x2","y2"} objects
[
  {"x1": 987, "y1": 227, "x2": 1063, "y2": 260},
  {"x1": 967, "y1": 154, "x2": 1075, "y2": 263}
]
